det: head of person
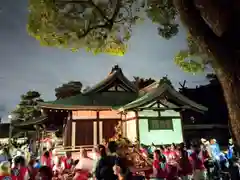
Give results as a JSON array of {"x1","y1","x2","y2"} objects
[
  {"x1": 181, "y1": 149, "x2": 189, "y2": 159},
  {"x1": 65, "y1": 151, "x2": 71, "y2": 158},
  {"x1": 171, "y1": 143, "x2": 176, "y2": 150},
  {"x1": 43, "y1": 151, "x2": 50, "y2": 158},
  {"x1": 36, "y1": 166, "x2": 53, "y2": 180},
  {"x1": 42, "y1": 147, "x2": 47, "y2": 153},
  {"x1": 159, "y1": 145, "x2": 165, "y2": 152},
  {"x1": 98, "y1": 144, "x2": 107, "y2": 157},
  {"x1": 192, "y1": 144, "x2": 200, "y2": 153},
  {"x1": 79, "y1": 148, "x2": 87, "y2": 158},
  {"x1": 108, "y1": 141, "x2": 117, "y2": 153},
  {"x1": 153, "y1": 149, "x2": 160, "y2": 160},
  {"x1": 14, "y1": 156, "x2": 26, "y2": 167},
  {"x1": 210, "y1": 139, "x2": 215, "y2": 145}
]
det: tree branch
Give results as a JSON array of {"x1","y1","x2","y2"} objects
[
  {"x1": 57, "y1": 0, "x2": 111, "y2": 22},
  {"x1": 110, "y1": 0, "x2": 121, "y2": 21},
  {"x1": 77, "y1": 23, "x2": 111, "y2": 39}
]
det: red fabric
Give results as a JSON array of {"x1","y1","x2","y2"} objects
[
  {"x1": 0, "y1": 175, "x2": 18, "y2": 180},
  {"x1": 74, "y1": 170, "x2": 89, "y2": 180},
  {"x1": 62, "y1": 157, "x2": 72, "y2": 170},
  {"x1": 41, "y1": 156, "x2": 52, "y2": 167},
  {"x1": 153, "y1": 160, "x2": 167, "y2": 178},
  {"x1": 167, "y1": 164, "x2": 178, "y2": 180},
  {"x1": 28, "y1": 167, "x2": 38, "y2": 180},
  {"x1": 190, "y1": 152, "x2": 205, "y2": 170},
  {"x1": 178, "y1": 157, "x2": 193, "y2": 176},
  {"x1": 11, "y1": 167, "x2": 28, "y2": 180},
  {"x1": 168, "y1": 151, "x2": 178, "y2": 161}
]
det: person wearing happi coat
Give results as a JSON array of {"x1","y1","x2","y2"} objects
[
  {"x1": 190, "y1": 144, "x2": 207, "y2": 180},
  {"x1": 74, "y1": 149, "x2": 93, "y2": 180},
  {"x1": 61, "y1": 151, "x2": 73, "y2": 173},
  {"x1": 11, "y1": 156, "x2": 29, "y2": 180},
  {"x1": 151, "y1": 149, "x2": 167, "y2": 180},
  {"x1": 40, "y1": 151, "x2": 51, "y2": 167},
  {"x1": 178, "y1": 149, "x2": 193, "y2": 180},
  {"x1": 51, "y1": 149, "x2": 59, "y2": 168},
  {"x1": 52, "y1": 157, "x2": 62, "y2": 180}
]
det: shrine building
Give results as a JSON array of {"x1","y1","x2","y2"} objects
[{"x1": 13, "y1": 65, "x2": 207, "y2": 148}]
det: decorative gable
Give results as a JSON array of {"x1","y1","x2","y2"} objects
[{"x1": 84, "y1": 65, "x2": 138, "y2": 94}]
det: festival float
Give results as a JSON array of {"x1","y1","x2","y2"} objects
[{"x1": 108, "y1": 122, "x2": 153, "y2": 178}]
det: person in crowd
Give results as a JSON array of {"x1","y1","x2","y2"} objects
[
  {"x1": 168, "y1": 143, "x2": 179, "y2": 162},
  {"x1": 227, "y1": 138, "x2": 234, "y2": 160},
  {"x1": 139, "y1": 144, "x2": 148, "y2": 158},
  {"x1": 61, "y1": 151, "x2": 73, "y2": 172},
  {"x1": 151, "y1": 149, "x2": 167, "y2": 180},
  {"x1": 228, "y1": 156, "x2": 240, "y2": 180},
  {"x1": 210, "y1": 139, "x2": 221, "y2": 178},
  {"x1": 28, "y1": 159, "x2": 38, "y2": 180},
  {"x1": 210, "y1": 139, "x2": 221, "y2": 160},
  {"x1": 35, "y1": 166, "x2": 53, "y2": 180},
  {"x1": 11, "y1": 155, "x2": 29, "y2": 180},
  {"x1": 51, "y1": 149, "x2": 59, "y2": 167},
  {"x1": 33, "y1": 158, "x2": 41, "y2": 169},
  {"x1": 95, "y1": 144, "x2": 117, "y2": 180},
  {"x1": 52, "y1": 157, "x2": 62, "y2": 180},
  {"x1": 74, "y1": 148, "x2": 93, "y2": 180},
  {"x1": 178, "y1": 148, "x2": 193, "y2": 180},
  {"x1": 190, "y1": 144, "x2": 207, "y2": 180},
  {"x1": 41, "y1": 151, "x2": 51, "y2": 167}
]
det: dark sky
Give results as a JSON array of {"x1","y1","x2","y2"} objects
[{"x1": 0, "y1": 0, "x2": 209, "y2": 122}]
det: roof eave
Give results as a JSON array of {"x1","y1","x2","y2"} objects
[{"x1": 38, "y1": 103, "x2": 113, "y2": 110}]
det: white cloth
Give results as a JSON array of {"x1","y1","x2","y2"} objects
[{"x1": 75, "y1": 157, "x2": 93, "y2": 172}]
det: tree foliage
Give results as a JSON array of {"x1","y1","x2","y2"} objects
[
  {"x1": 55, "y1": 81, "x2": 82, "y2": 99},
  {"x1": 174, "y1": 34, "x2": 211, "y2": 73},
  {"x1": 11, "y1": 91, "x2": 44, "y2": 122},
  {"x1": 27, "y1": 0, "x2": 178, "y2": 55}
]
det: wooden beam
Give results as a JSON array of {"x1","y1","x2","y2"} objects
[{"x1": 138, "y1": 116, "x2": 180, "y2": 119}]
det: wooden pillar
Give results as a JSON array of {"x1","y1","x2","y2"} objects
[
  {"x1": 64, "y1": 111, "x2": 72, "y2": 148},
  {"x1": 71, "y1": 120, "x2": 76, "y2": 148},
  {"x1": 135, "y1": 111, "x2": 140, "y2": 143}
]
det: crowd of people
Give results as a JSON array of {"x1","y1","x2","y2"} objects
[
  {"x1": 0, "y1": 138, "x2": 239, "y2": 180},
  {"x1": 139, "y1": 138, "x2": 239, "y2": 180}
]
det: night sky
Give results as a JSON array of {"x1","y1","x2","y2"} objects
[{"x1": 0, "y1": 0, "x2": 209, "y2": 122}]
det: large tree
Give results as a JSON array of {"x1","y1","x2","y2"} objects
[
  {"x1": 12, "y1": 91, "x2": 44, "y2": 122},
  {"x1": 55, "y1": 81, "x2": 83, "y2": 99},
  {"x1": 27, "y1": 0, "x2": 240, "y2": 146}
]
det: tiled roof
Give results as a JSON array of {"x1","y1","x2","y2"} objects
[
  {"x1": 119, "y1": 82, "x2": 208, "y2": 112},
  {"x1": 39, "y1": 92, "x2": 138, "y2": 110}
]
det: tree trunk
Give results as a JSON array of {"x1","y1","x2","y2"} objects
[
  {"x1": 215, "y1": 66, "x2": 240, "y2": 151},
  {"x1": 173, "y1": 0, "x2": 240, "y2": 148}
]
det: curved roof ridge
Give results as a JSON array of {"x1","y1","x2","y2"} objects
[{"x1": 83, "y1": 65, "x2": 137, "y2": 94}]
